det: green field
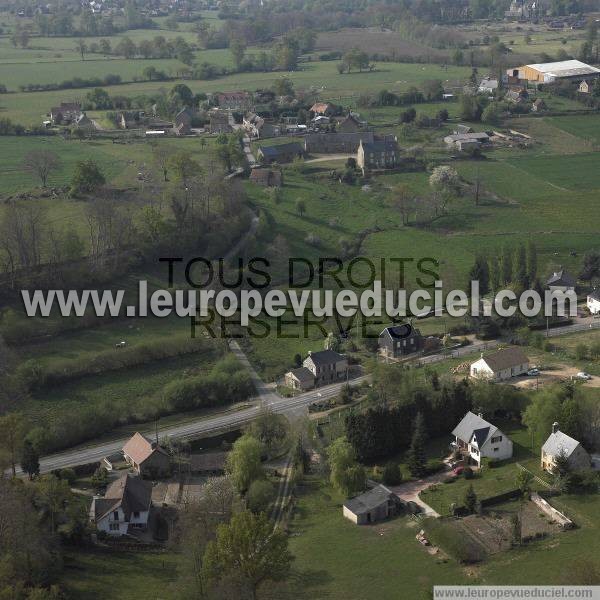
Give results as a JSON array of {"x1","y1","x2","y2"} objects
[{"x1": 62, "y1": 549, "x2": 178, "y2": 599}]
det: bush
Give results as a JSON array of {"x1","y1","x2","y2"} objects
[
  {"x1": 382, "y1": 462, "x2": 403, "y2": 485},
  {"x1": 247, "y1": 479, "x2": 275, "y2": 513},
  {"x1": 463, "y1": 467, "x2": 474, "y2": 480}
]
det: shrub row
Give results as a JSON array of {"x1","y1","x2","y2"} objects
[
  {"x1": 26, "y1": 355, "x2": 254, "y2": 454},
  {"x1": 18, "y1": 336, "x2": 213, "y2": 392}
]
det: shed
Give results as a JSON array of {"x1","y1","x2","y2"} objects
[{"x1": 343, "y1": 485, "x2": 400, "y2": 525}]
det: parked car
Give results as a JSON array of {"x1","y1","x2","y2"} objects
[
  {"x1": 576, "y1": 372, "x2": 592, "y2": 380},
  {"x1": 527, "y1": 368, "x2": 540, "y2": 376},
  {"x1": 452, "y1": 466, "x2": 464, "y2": 476}
]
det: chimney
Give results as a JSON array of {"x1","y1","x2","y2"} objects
[
  {"x1": 478, "y1": 412, "x2": 483, "y2": 419},
  {"x1": 552, "y1": 422, "x2": 559, "y2": 434}
]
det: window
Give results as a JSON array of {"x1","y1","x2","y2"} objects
[
  {"x1": 491, "y1": 435, "x2": 503, "y2": 443},
  {"x1": 493, "y1": 447, "x2": 499, "y2": 452},
  {"x1": 113, "y1": 511, "x2": 119, "y2": 521},
  {"x1": 109, "y1": 523, "x2": 119, "y2": 531},
  {"x1": 133, "y1": 511, "x2": 140, "y2": 519}
]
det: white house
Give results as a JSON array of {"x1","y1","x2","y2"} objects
[
  {"x1": 451, "y1": 411, "x2": 513, "y2": 466},
  {"x1": 470, "y1": 347, "x2": 530, "y2": 381},
  {"x1": 541, "y1": 423, "x2": 591, "y2": 473},
  {"x1": 587, "y1": 289, "x2": 600, "y2": 315},
  {"x1": 90, "y1": 473, "x2": 152, "y2": 536}
]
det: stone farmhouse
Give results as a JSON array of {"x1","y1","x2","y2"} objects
[
  {"x1": 356, "y1": 137, "x2": 400, "y2": 172},
  {"x1": 216, "y1": 91, "x2": 253, "y2": 110},
  {"x1": 257, "y1": 142, "x2": 304, "y2": 164}
]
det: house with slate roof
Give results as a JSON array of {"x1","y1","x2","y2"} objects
[
  {"x1": 541, "y1": 423, "x2": 591, "y2": 473},
  {"x1": 303, "y1": 350, "x2": 347, "y2": 387},
  {"x1": 378, "y1": 323, "x2": 423, "y2": 359},
  {"x1": 451, "y1": 411, "x2": 513, "y2": 466},
  {"x1": 546, "y1": 269, "x2": 576, "y2": 293},
  {"x1": 470, "y1": 347, "x2": 530, "y2": 381},
  {"x1": 356, "y1": 136, "x2": 400, "y2": 172},
  {"x1": 90, "y1": 473, "x2": 152, "y2": 535},
  {"x1": 343, "y1": 484, "x2": 401, "y2": 524}
]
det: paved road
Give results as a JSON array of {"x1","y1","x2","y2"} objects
[
  {"x1": 22, "y1": 317, "x2": 599, "y2": 475},
  {"x1": 23, "y1": 371, "x2": 367, "y2": 475}
]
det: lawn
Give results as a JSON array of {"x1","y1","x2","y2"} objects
[
  {"x1": 286, "y1": 475, "x2": 468, "y2": 600},
  {"x1": 547, "y1": 114, "x2": 600, "y2": 145},
  {"x1": 62, "y1": 548, "x2": 179, "y2": 599}
]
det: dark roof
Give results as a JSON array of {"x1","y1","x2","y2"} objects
[
  {"x1": 479, "y1": 347, "x2": 529, "y2": 372},
  {"x1": 306, "y1": 349, "x2": 346, "y2": 366},
  {"x1": 361, "y1": 138, "x2": 399, "y2": 153},
  {"x1": 542, "y1": 430, "x2": 582, "y2": 458},
  {"x1": 93, "y1": 474, "x2": 152, "y2": 521},
  {"x1": 589, "y1": 289, "x2": 600, "y2": 301},
  {"x1": 452, "y1": 411, "x2": 501, "y2": 447},
  {"x1": 546, "y1": 269, "x2": 576, "y2": 287},
  {"x1": 288, "y1": 367, "x2": 314, "y2": 383},
  {"x1": 343, "y1": 485, "x2": 394, "y2": 515},
  {"x1": 259, "y1": 142, "x2": 303, "y2": 158},
  {"x1": 380, "y1": 324, "x2": 422, "y2": 340}
]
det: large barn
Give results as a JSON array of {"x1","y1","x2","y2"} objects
[{"x1": 508, "y1": 60, "x2": 600, "y2": 84}]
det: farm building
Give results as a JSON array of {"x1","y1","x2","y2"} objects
[
  {"x1": 257, "y1": 142, "x2": 304, "y2": 164},
  {"x1": 541, "y1": 423, "x2": 591, "y2": 473},
  {"x1": 118, "y1": 110, "x2": 146, "y2": 129},
  {"x1": 378, "y1": 324, "x2": 423, "y2": 359},
  {"x1": 89, "y1": 473, "x2": 152, "y2": 536},
  {"x1": 587, "y1": 289, "x2": 600, "y2": 314},
  {"x1": 74, "y1": 113, "x2": 94, "y2": 131},
  {"x1": 343, "y1": 485, "x2": 401, "y2": 525},
  {"x1": 478, "y1": 78, "x2": 499, "y2": 93},
  {"x1": 470, "y1": 347, "x2": 529, "y2": 381},
  {"x1": 444, "y1": 132, "x2": 489, "y2": 150},
  {"x1": 508, "y1": 60, "x2": 600, "y2": 84},
  {"x1": 451, "y1": 411, "x2": 513, "y2": 466},
  {"x1": 122, "y1": 432, "x2": 171, "y2": 479},
  {"x1": 304, "y1": 132, "x2": 374, "y2": 154}
]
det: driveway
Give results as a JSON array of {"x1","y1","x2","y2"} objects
[{"x1": 389, "y1": 470, "x2": 452, "y2": 517}]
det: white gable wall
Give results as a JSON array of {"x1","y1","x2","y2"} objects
[{"x1": 588, "y1": 296, "x2": 600, "y2": 315}]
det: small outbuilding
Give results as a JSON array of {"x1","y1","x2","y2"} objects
[
  {"x1": 123, "y1": 432, "x2": 171, "y2": 479},
  {"x1": 343, "y1": 484, "x2": 400, "y2": 525},
  {"x1": 546, "y1": 269, "x2": 576, "y2": 293},
  {"x1": 284, "y1": 367, "x2": 315, "y2": 391}
]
